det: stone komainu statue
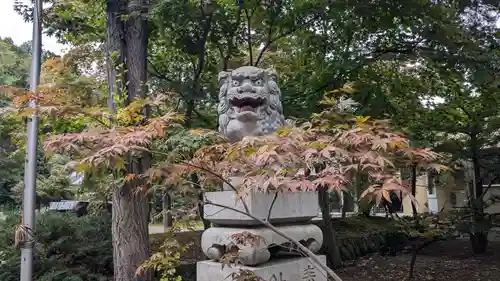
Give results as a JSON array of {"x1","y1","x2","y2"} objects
[
  {"x1": 217, "y1": 66, "x2": 287, "y2": 142},
  {"x1": 204, "y1": 67, "x2": 323, "y2": 268}
]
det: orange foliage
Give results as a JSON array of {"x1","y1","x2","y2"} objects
[
  {"x1": 32, "y1": 85, "x2": 446, "y2": 207},
  {"x1": 42, "y1": 58, "x2": 61, "y2": 70},
  {"x1": 149, "y1": 116, "x2": 447, "y2": 206},
  {"x1": 43, "y1": 111, "x2": 184, "y2": 170},
  {"x1": 0, "y1": 85, "x2": 23, "y2": 98}
]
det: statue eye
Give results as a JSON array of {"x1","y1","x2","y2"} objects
[
  {"x1": 253, "y1": 79, "x2": 264, "y2": 86},
  {"x1": 231, "y1": 80, "x2": 240, "y2": 87}
]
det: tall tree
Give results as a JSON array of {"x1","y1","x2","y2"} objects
[
  {"x1": 0, "y1": 37, "x2": 32, "y2": 206},
  {"x1": 0, "y1": 37, "x2": 31, "y2": 88},
  {"x1": 414, "y1": 63, "x2": 500, "y2": 253},
  {"x1": 346, "y1": 1, "x2": 500, "y2": 252},
  {"x1": 105, "y1": 0, "x2": 152, "y2": 280}
]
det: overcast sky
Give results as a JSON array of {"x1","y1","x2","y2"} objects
[{"x1": 0, "y1": 0, "x2": 66, "y2": 54}]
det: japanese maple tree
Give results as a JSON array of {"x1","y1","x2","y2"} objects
[
  {"x1": 5, "y1": 81, "x2": 448, "y2": 281},
  {"x1": 157, "y1": 95, "x2": 448, "y2": 209},
  {"x1": 141, "y1": 94, "x2": 447, "y2": 281}
]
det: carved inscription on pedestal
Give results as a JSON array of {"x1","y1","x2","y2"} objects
[
  {"x1": 269, "y1": 272, "x2": 286, "y2": 281},
  {"x1": 302, "y1": 264, "x2": 316, "y2": 281},
  {"x1": 268, "y1": 264, "x2": 317, "y2": 281}
]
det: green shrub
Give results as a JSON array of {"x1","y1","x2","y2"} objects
[{"x1": 0, "y1": 211, "x2": 112, "y2": 281}]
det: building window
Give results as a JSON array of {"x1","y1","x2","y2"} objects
[
  {"x1": 427, "y1": 171, "x2": 438, "y2": 195},
  {"x1": 428, "y1": 187, "x2": 435, "y2": 195},
  {"x1": 427, "y1": 176, "x2": 435, "y2": 195},
  {"x1": 450, "y1": 192, "x2": 457, "y2": 206}
]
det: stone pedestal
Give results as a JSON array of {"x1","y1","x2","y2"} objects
[
  {"x1": 201, "y1": 191, "x2": 323, "y2": 265},
  {"x1": 198, "y1": 190, "x2": 326, "y2": 280},
  {"x1": 196, "y1": 255, "x2": 327, "y2": 281}
]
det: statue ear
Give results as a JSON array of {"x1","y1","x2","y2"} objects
[
  {"x1": 265, "y1": 68, "x2": 278, "y2": 81},
  {"x1": 218, "y1": 70, "x2": 232, "y2": 87}
]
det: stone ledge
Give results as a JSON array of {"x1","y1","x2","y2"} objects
[
  {"x1": 204, "y1": 190, "x2": 319, "y2": 226},
  {"x1": 196, "y1": 255, "x2": 327, "y2": 281},
  {"x1": 201, "y1": 224, "x2": 323, "y2": 265}
]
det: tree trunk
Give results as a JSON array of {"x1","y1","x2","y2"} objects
[
  {"x1": 470, "y1": 232, "x2": 488, "y2": 254},
  {"x1": 471, "y1": 134, "x2": 483, "y2": 199},
  {"x1": 357, "y1": 172, "x2": 374, "y2": 217},
  {"x1": 470, "y1": 132, "x2": 488, "y2": 254},
  {"x1": 162, "y1": 191, "x2": 173, "y2": 229},
  {"x1": 318, "y1": 186, "x2": 342, "y2": 269},
  {"x1": 353, "y1": 169, "x2": 362, "y2": 214},
  {"x1": 106, "y1": 0, "x2": 152, "y2": 280},
  {"x1": 410, "y1": 165, "x2": 418, "y2": 218},
  {"x1": 199, "y1": 190, "x2": 211, "y2": 230},
  {"x1": 105, "y1": 0, "x2": 126, "y2": 114},
  {"x1": 410, "y1": 165, "x2": 419, "y2": 230},
  {"x1": 191, "y1": 174, "x2": 210, "y2": 230},
  {"x1": 341, "y1": 191, "x2": 347, "y2": 218},
  {"x1": 125, "y1": 0, "x2": 148, "y2": 102},
  {"x1": 112, "y1": 183, "x2": 151, "y2": 281}
]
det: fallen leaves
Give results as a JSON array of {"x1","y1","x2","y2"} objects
[{"x1": 337, "y1": 240, "x2": 500, "y2": 281}]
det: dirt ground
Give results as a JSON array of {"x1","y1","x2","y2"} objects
[{"x1": 337, "y1": 239, "x2": 500, "y2": 281}]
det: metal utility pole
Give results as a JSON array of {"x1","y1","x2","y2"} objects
[{"x1": 20, "y1": 0, "x2": 42, "y2": 281}]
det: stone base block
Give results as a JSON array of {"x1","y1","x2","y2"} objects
[
  {"x1": 204, "y1": 190, "x2": 319, "y2": 226},
  {"x1": 196, "y1": 255, "x2": 327, "y2": 281},
  {"x1": 201, "y1": 224, "x2": 323, "y2": 265}
]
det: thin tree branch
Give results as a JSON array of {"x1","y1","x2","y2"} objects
[
  {"x1": 223, "y1": 1, "x2": 244, "y2": 70},
  {"x1": 194, "y1": 14, "x2": 213, "y2": 83},
  {"x1": 341, "y1": 29, "x2": 354, "y2": 64},
  {"x1": 204, "y1": 200, "x2": 344, "y2": 281},
  {"x1": 214, "y1": 42, "x2": 225, "y2": 67},
  {"x1": 147, "y1": 58, "x2": 172, "y2": 82},
  {"x1": 254, "y1": 9, "x2": 278, "y2": 66},
  {"x1": 464, "y1": 175, "x2": 500, "y2": 207},
  {"x1": 267, "y1": 192, "x2": 278, "y2": 221},
  {"x1": 146, "y1": 153, "x2": 231, "y2": 191},
  {"x1": 146, "y1": 57, "x2": 212, "y2": 126},
  {"x1": 480, "y1": 175, "x2": 500, "y2": 200},
  {"x1": 189, "y1": 57, "x2": 197, "y2": 77},
  {"x1": 186, "y1": 13, "x2": 213, "y2": 127},
  {"x1": 244, "y1": 8, "x2": 253, "y2": 65},
  {"x1": 178, "y1": 162, "x2": 234, "y2": 190},
  {"x1": 198, "y1": 0, "x2": 206, "y2": 16},
  {"x1": 314, "y1": 39, "x2": 427, "y2": 94},
  {"x1": 143, "y1": 148, "x2": 251, "y2": 215},
  {"x1": 176, "y1": 161, "x2": 251, "y2": 214},
  {"x1": 254, "y1": 14, "x2": 321, "y2": 66}
]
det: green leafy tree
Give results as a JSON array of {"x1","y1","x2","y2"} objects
[
  {"x1": 11, "y1": 154, "x2": 76, "y2": 208},
  {"x1": 347, "y1": 4, "x2": 500, "y2": 252},
  {"x1": 414, "y1": 67, "x2": 500, "y2": 253},
  {"x1": 0, "y1": 38, "x2": 31, "y2": 206},
  {"x1": 0, "y1": 37, "x2": 31, "y2": 87}
]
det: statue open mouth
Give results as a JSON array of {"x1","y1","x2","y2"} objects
[{"x1": 229, "y1": 96, "x2": 266, "y2": 113}]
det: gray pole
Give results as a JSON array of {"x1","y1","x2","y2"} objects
[{"x1": 20, "y1": 0, "x2": 42, "y2": 280}]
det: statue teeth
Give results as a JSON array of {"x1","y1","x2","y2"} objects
[{"x1": 241, "y1": 105, "x2": 254, "y2": 112}]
